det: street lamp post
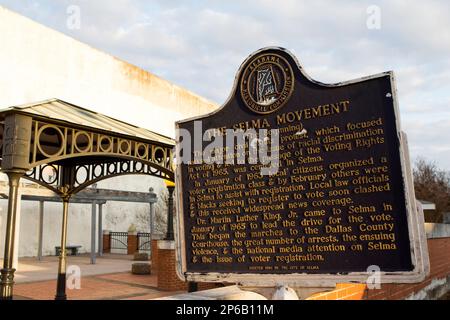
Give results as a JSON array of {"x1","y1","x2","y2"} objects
[{"x1": 164, "y1": 180, "x2": 175, "y2": 241}]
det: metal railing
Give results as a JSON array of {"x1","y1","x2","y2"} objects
[
  {"x1": 137, "y1": 232, "x2": 152, "y2": 253},
  {"x1": 110, "y1": 232, "x2": 128, "y2": 253}
]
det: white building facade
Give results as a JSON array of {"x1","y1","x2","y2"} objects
[{"x1": 0, "y1": 6, "x2": 218, "y2": 258}]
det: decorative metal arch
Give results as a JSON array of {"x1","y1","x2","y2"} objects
[
  {"x1": 0, "y1": 100, "x2": 177, "y2": 300},
  {"x1": 6, "y1": 117, "x2": 175, "y2": 196},
  {"x1": 25, "y1": 159, "x2": 174, "y2": 196},
  {"x1": 30, "y1": 119, "x2": 174, "y2": 173}
]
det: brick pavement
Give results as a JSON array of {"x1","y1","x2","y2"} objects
[
  {"x1": 4, "y1": 254, "x2": 183, "y2": 300},
  {"x1": 13, "y1": 272, "x2": 182, "y2": 300}
]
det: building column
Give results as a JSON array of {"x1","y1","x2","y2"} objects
[
  {"x1": 91, "y1": 201, "x2": 97, "y2": 264},
  {"x1": 38, "y1": 201, "x2": 44, "y2": 261},
  {"x1": 55, "y1": 196, "x2": 70, "y2": 300},
  {"x1": 0, "y1": 171, "x2": 24, "y2": 300},
  {"x1": 97, "y1": 202, "x2": 104, "y2": 256}
]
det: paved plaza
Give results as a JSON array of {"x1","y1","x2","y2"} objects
[{"x1": 0, "y1": 254, "x2": 182, "y2": 300}]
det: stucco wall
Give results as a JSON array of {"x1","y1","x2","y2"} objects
[
  {"x1": 0, "y1": 6, "x2": 218, "y2": 259},
  {"x1": 0, "y1": 6, "x2": 217, "y2": 138}
]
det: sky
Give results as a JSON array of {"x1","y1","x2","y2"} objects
[{"x1": 0, "y1": 0, "x2": 449, "y2": 170}]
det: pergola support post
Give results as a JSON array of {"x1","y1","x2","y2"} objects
[
  {"x1": 91, "y1": 201, "x2": 97, "y2": 264},
  {"x1": 38, "y1": 201, "x2": 44, "y2": 261},
  {"x1": 149, "y1": 202, "x2": 154, "y2": 235},
  {"x1": 55, "y1": 196, "x2": 70, "y2": 300},
  {"x1": 0, "y1": 171, "x2": 24, "y2": 300},
  {"x1": 97, "y1": 202, "x2": 103, "y2": 256}
]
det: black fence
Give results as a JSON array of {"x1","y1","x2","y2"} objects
[
  {"x1": 110, "y1": 232, "x2": 128, "y2": 253},
  {"x1": 137, "y1": 232, "x2": 151, "y2": 253}
]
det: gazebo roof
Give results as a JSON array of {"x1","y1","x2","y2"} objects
[
  {"x1": 0, "y1": 98, "x2": 174, "y2": 146},
  {"x1": 0, "y1": 101, "x2": 177, "y2": 300},
  {"x1": 0, "y1": 98, "x2": 175, "y2": 195}
]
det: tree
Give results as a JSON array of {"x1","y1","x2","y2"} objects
[{"x1": 413, "y1": 158, "x2": 450, "y2": 222}]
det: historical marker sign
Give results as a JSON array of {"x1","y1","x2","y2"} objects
[{"x1": 175, "y1": 47, "x2": 428, "y2": 286}]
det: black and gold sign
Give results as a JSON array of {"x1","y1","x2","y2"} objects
[
  {"x1": 176, "y1": 47, "x2": 425, "y2": 282},
  {"x1": 241, "y1": 53, "x2": 294, "y2": 114}
]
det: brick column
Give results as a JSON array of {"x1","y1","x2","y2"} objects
[
  {"x1": 156, "y1": 240, "x2": 187, "y2": 291},
  {"x1": 127, "y1": 232, "x2": 138, "y2": 255},
  {"x1": 151, "y1": 233, "x2": 164, "y2": 271},
  {"x1": 102, "y1": 231, "x2": 111, "y2": 254},
  {"x1": 151, "y1": 240, "x2": 159, "y2": 270}
]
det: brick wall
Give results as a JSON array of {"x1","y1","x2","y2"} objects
[
  {"x1": 156, "y1": 246, "x2": 187, "y2": 291},
  {"x1": 153, "y1": 237, "x2": 450, "y2": 298},
  {"x1": 102, "y1": 233, "x2": 110, "y2": 254},
  {"x1": 307, "y1": 237, "x2": 450, "y2": 300},
  {"x1": 155, "y1": 241, "x2": 224, "y2": 292},
  {"x1": 151, "y1": 239, "x2": 159, "y2": 271},
  {"x1": 127, "y1": 233, "x2": 138, "y2": 255},
  {"x1": 103, "y1": 232, "x2": 139, "y2": 255}
]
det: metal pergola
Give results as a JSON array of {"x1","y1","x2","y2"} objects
[
  {"x1": 0, "y1": 181, "x2": 158, "y2": 263},
  {"x1": 0, "y1": 99, "x2": 175, "y2": 300}
]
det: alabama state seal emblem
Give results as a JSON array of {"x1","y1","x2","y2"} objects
[{"x1": 240, "y1": 53, "x2": 294, "y2": 114}]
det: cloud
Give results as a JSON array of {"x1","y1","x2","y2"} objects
[
  {"x1": 403, "y1": 118, "x2": 450, "y2": 168},
  {"x1": 0, "y1": 0, "x2": 449, "y2": 168}
]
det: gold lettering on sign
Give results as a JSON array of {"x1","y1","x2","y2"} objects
[{"x1": 185, "y1": 99, "x2": 405, "y2": 271}]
